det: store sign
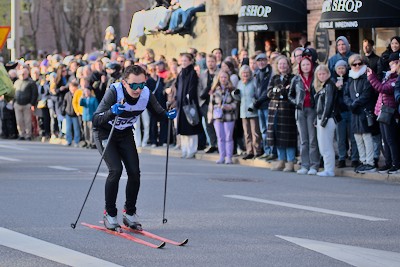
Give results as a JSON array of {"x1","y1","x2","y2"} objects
[
  {"x1": 319, "y1": 0, "x2": 400, "y2": 29},
  {"x1": 236, "y1": 0, "x2": 307, "y2": 32},
  {"x1": 0, "y1": 26, "x2": 11, "y2": 50},
  {"x1": 314, "y1": 23, "x2": 330, "y2": 64}
]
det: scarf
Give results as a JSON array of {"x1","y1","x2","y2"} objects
[{"x1": 349, "y1": 65, "x2": 367, "y2": 79}]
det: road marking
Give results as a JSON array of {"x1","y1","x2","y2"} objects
[
  {"x1": 0, "y1": 156, "x2": 21, "y2": 162},
  {"x1": 224, "y1": 195, "x2": 388, "y2": 221},
  {"x1": 0, "y1": 227, "x2": 122, "y2": 267},
  {"x1": 48, "y1": 166, "x2": 78, "y2": 171},
  {"x1": 0, "y1": 144, "x2": 28, "y2": 151},
  {"x1": 276, "y1": 235, "x2": 400, "y2": 267}
]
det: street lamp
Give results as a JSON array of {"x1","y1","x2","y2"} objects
[{"x1": 10, "y1": 0, "x2": 20, "y2": 60}]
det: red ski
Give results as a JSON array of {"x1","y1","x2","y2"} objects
[
  {"x1": 121, "y1": 225, "x2": 189, "y2": 246},
  {"x1": 81, "y1": 222, "x2": 165, "y2": 249}
]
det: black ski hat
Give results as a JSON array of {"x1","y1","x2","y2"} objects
[{"x1": 302, "y1": 48, "x2": 318, "y2": 63}]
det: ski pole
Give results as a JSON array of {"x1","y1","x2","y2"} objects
[
  {"x1": 71, "y1": 101, "x2": 123, "y2": 229},
  {"x1": 162, "y1": 113, "x2": 172, "y2": 224}
]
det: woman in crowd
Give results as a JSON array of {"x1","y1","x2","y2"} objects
[
  {"x1": 367, "y1": 53, "x2": 400, "y2": 174},
  {"x1": 51, "y1": 64, "x2": 69, "y2": 137},
  {"x1": 234, "y1": 65, "x2": 262, "y2": 160},
  {"x1": 377, "y1": 36, "x2": 400, "y2": 80},
  {"x1": 267, "y1": 56, "x2": 296, "y2": 172},
  {"x1": 175, "y1": 53, "x2": 202, "y2": 158},
  {"x1": 314, "y1": 65, "x2": 341, "y2": 177},
  {"x1": 221, "y1": 60, "x2": 239, "y2": 88},
  {"x1": 343, "y1": 54, "x2": 376, "y2": 173},
  {"x1": 289, "y1": 56, "x2": 320, "y2": 175},
  {"x1": 208, "y1": 71, "x2": 237, "y2": 164}
]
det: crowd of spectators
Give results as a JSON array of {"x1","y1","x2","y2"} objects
[{"x1": 2, "y1": 31, "x2": 400, "y2": 176}]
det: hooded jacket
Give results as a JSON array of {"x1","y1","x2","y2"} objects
[{"x1": 328, "y1": 36, "x2": 354, "y2": 78}]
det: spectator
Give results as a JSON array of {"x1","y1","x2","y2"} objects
[
  {"x1": 363, "y1": 39, "x2": 380, "y2": 74},
  {"x1": 198, "y1": 54, "x2": 219, "y2": 154},
  {"x1": 14, "y1": 67, "x2": 38, "y2": 140},
  {"x1": 343, "y1": 54, "x2": 376, "y2": 173},
  {"x1": 267, "y1": 56, "x2": 296, "y2": 172},
  {"x1": 235, "y1": 65, "x2": 262, "y2": 160},
  {"x1": 291, "y1": 47, "x2": 304, "y2": 75},
  {"x1": 314, "y1": 65, "x2": 341, "y2": 177},
  {"x1": 333, "y1": 60, "x2": 359, "y2": 168},
  {"x1": 249, "y1": 55, "x2": 258, "y2": 73},
  {"x1": 328, "y1": 36, "x2": 354, "y2": 78},
  {"x1": 239, "y1": 48, "x2": 249, "y2": 67},
  {"x1": 156, "y1": 60, "x2": 169, "y2": 79},
  {"x1": 142, "y1": 48, "x2": 156, "y2": 65},
  {"x1": 208, "y1": 71, "x2": 237, "y2": 164},
  {"x1": 103, "y1": 26, "x2": 115, "y2": 51},
  {"x1": 221, "y1": 60, "x2": 239, "y2": 88},
  {"x1": 147, "y1": 63, "x2": 168, "y2": 147},
  {"x1": 165, "y1": 0, "x2": 205, "y2": 34},
  {"x1": 264, "y1": 40, "x2": 276, "y2": 58},
  {"x1": 289, "y1": 56, "x2": 320, "y2": 175},
  {"x1": 175, "y1": 53, "x2": 202, "y2": 158},
  {"x1": 253, "y1": 53, "x2": 275, "y2": 160},
  {"x1": 212, "y1": 48, "x2": 223, "y2": 69},
  {"x1": 367, "y1": 53, "x2": 399, "y2": 174},
  {"x1": 79, "y1": 88, "x2": 99, "y2": 149},
  {"x1": 62, "y1": 81, "x2": 81, "y2": 147},
  {"x1": 377, "y1": 36, "x2": 400, "y2": 80}
]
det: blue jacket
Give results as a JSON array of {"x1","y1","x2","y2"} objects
[
  {"x1": 328, "y1": 51, "x2": 354, "y2": 79},
  {"x1": 79, "y1": 96, "x2": 99, "y2": 121}
]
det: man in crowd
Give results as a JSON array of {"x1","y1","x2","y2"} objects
[
  {"x1": 363, "y1": 38, "x2": 380, "y2": 73},
  {"x1": 328, "y1": 36, "x2": 354, "y2": 78}
]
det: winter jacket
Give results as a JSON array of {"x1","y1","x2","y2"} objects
[
  {"x1": 368, "y1": 71, "x2": 398, "y2": 117},
  {"x1": 343, "y1": 74, "x2": 373, "y2": 134},
  {"x1": 80, "y1": 96, "x2": 99, "y2": 121},
  {"x1": 208, "y1": 86, "x2": 237, "y2": 123},
  {"x1": 314, "y1": 79, "x2": 341, "y2": 127},
  {"x1": 288, "y1": 75, "x2": 316, "y2": 110},
  {"x1": 198, "y1": 69, "x2": 219, "y2": 107},
  {"x1": 253, "y1": 65, "x2": 273, "y2": 110},
  {"x1": 62, "y1": 91, "x2": 77, "y2": 117},
  {"x1": 14, "y1": 78, "x2": 38, "y2": 106},
  {"x1": 328, "y1": 50, "x2": 354, "y2": 78},
  {"x1": 237, "y1": 79, "x2": 259, "y2": 119}
]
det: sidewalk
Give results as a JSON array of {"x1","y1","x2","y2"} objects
[{"x1": 138, "y1": 146, "x2": 400, "y2": 183}]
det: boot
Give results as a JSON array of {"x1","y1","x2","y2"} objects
[
  {"x1": 103, "y1": 211, "x2": 120, "y2": 231},
  {"x1": 123, "y1": 211, "x2": 142, "y2": 231},
  {"x1": 283, "y1": 162, "x2": 294, "y2": 172},
  {"x1": 271, "y1": 160, "x2": 285, "y2": 171}
]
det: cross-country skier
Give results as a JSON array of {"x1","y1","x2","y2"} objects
[{"x1": 93, "y1": 65, "x2": 176, "y2": 231}]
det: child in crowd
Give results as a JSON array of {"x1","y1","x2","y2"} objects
[{"x1": 80, "y1": 88, "x2": 99, "y2": 148}]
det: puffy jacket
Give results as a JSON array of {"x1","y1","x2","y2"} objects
[
  {"x1": 314, "y1": 79, "x2": 341, "y2": 127},
  {"x1": 368, "y1": 71, "x2": 398, "y2": 117},
  {"x1": 288, "y1": 75, "x2": 316, "y2": 110}
]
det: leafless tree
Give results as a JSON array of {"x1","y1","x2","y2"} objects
[
  {"x1": 43, "y1": 0, "x2": 63, "y2": 53},
  {"x1": 26, "y1": 0, "x2": 42, "y2": 55},
  {"x1": 107, "y1": 0, "x2": 121, "y2": 43}
]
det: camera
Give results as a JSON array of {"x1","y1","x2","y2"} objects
[{"x1": 248, "y1": 103, "x2": 255, "y2": 112}]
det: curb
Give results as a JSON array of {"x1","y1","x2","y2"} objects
[{"x1": 138, "y1": 147, "x2": 400, "y2": 183}]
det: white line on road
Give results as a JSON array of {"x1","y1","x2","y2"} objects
[
  {"x1": 0, "y1": 156, "x2": 21, "y2": 162},
  {"x1": 224, "y1": 195, "x2": 388, "y2": 221},
  {"x1": 0, "y1": 227, "x2": 122, "y2": 267},
  {"x1": 276, "y1": 235, "x2": 400, "y2": 267},
  {"x1": 0, "y1": 144, "x2": 28, "y2": 151},
  {"x1": 48, "y1": 166, "x2": 79, "y2": 171}
]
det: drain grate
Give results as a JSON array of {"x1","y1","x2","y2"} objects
[{"x1": 209, "y1": 178, "x2": 261, "y2": 183}]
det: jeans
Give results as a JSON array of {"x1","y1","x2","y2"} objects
[
  {"x1": 169, "y1": 8, "x2": 193, "y2": 30},
  {"x1": 296, "y1": 108, "x2": 320, "y2": 170},
  {"x1": 336, "y1": 111, "x2": 359, "y2": 161},
  {"x1": 182, "y1": 4, "x2": 206, "y2": 29},
  {"x1": 134, "y1": 109, "x2": 150, "y2": 147},
  {"x1": 380, "y1": 119, "x2": 400, "y2": 168},
  {"x1": 258, "y1": 108, "x2": 275, "y2": 155},
  {"x1": 277, "y1": 147, "x2": 296, "y2": 162},
  {"x1": 65, "y1": 115, "x2": 80, "y2": 145}
]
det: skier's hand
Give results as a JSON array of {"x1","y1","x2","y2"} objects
[
  {"x1": 166, "y1": 108, "x2": 177, "y2": 120},
  {"x1": 111, "y1": 103, "x2": 125, "y2": 115}
]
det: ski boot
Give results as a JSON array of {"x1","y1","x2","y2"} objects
[
  {"x1": 123, "y1": 211, "x2": 142, "y2": 231},
  {"x1": 103, "y1": 211, "x2": 121, "y2": 232}
]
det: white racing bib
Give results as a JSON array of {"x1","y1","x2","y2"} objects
[{"x1": 108, "y1": 82, "x2": 150, "y2": 130}]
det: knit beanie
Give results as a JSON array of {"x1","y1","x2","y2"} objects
[
  {"x1": 336, "y1": 36, "x2": 350, "y2": 52},
  {"x1": 334, "y1": 59, "x2": 348, "y2": 70}
]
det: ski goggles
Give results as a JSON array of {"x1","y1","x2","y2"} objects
[{"x1": 126, "y1": 82, "x2": 146, "y2": 90}]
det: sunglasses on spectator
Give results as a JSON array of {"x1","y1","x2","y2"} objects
[
  {"x1": 126, "y1": 81, "x2": 146, "y2": 90},
  {"x1": 351, "y1": 62, "x2": 363, "y2": 67}
]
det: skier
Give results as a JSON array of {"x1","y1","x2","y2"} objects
[{"x1": 93, "y1": 65, "x2": 176, "y2": 231}]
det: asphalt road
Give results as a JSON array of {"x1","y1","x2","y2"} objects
[{"x1": 1, "y1": 139, "x2": 400, "y2": 267}]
